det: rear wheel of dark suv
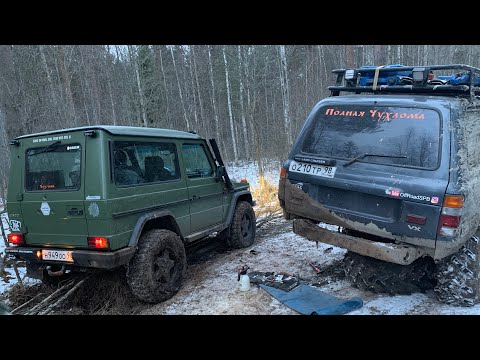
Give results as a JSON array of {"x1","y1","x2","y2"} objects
[
  {"x1": 434, "y1": 233, "x2": 480, "y2": 306},
  {"x1": 343, "y1": 252, "x2": 436, "y2": 295}
]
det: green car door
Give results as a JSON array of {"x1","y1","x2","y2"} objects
[{"x1": 181, "y1": 142, "x2": 224, "y2": 234}]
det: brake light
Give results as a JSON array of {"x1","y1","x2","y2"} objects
[
  {"x1": 438, "y1": 195, "x2": 464, "y2": 237},
  {"x1": 87, "y1": 237, "x2": 109, "y2": 249},
  {"x1": 280, "y1": 168, "x2": 287, "y2": 178},
  {"x1": 8, "y1": 233, "x2": 24, "y2": 245}
]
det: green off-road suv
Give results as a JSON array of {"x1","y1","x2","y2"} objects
[{"x1": 5, "y1": 126, "x2": 255, "y2": 303}]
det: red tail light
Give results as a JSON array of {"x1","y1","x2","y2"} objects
[
  {"x1": 8, "y1": 233, "x2": 24, "y2": 245},
  {"x1": 439, "y1": 214, "x2": 461, "y2": 228},
  {"x1": 280, "y1": 168, "x2": 287, "y2": 178},
  {"x1": 438, "y1": 195, "x2": 464, "y2": 237},
  {"x1": 87, "y1": 237, "x2": 109, "y2": 249}
]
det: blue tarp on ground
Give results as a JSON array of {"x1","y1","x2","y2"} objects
[{"x1": 260, "y1": 284, "x2": 363, "y2": 315}]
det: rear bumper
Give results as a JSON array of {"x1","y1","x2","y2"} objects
[
  {"x1": 5, "y1": 246, "x2": 136, "y2": 269},
  {"x1": 293, "y1": 218, "x2": 426, "y2": 265}
]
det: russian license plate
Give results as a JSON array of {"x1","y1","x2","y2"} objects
[
  {"x1": 289, "y1": 160, "x2": 336, "y2": 178},
  {"x1": 42, "y1": 249, "x2": 73, "y2": 263}
]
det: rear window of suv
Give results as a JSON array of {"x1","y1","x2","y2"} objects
[
  {"x1": 25, "y1": 143, "x2": 81, "y2": 191},
  {"x1": 301, "y1": 105, "x2": 441, "y2": 169}
]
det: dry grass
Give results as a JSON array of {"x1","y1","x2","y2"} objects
[{"x1": 251, "y1": 177, "x2": 281, "y2": 217}]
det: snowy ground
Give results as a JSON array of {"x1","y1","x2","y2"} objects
[
  {"x1": 2, "y1": 161, "x2": 480, "y2": 314},
  {"x1": 141, "y1": 217, "x2": 480, "y2": 315},
  {"x1": 226, "y1": 160, "x2": 281, "y2": 188}
]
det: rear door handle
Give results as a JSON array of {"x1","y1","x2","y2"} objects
[{"x1": 192, "y1": 195, "x2": 200, "y2": 200}]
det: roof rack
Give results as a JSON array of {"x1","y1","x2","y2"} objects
[{"x1": 329, "y1": 64, "x2": 480, "y2": 101}]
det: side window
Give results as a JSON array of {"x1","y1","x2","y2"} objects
[
  {"x1": 182, "y1": 143, "x2": 214, "y2": 178},
  {"x1": 113, "y1": 141, "x2": 179, "y2": 187}
]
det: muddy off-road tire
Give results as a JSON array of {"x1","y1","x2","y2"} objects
[
  {"x1": 127, "y1": 229, "x2": 186, "y2": 304},
  {"x1": 226, "y1": 201, "x2": 256, "y2": 249},
  {"x1": 434, "y1": 234, "x2": 480, "y2": 307},
  {"x1": 343, "y1": 252, "x2": 436, "y2": 295}
]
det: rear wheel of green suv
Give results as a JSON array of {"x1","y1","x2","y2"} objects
[
  {"x1": 226, "y1": 201, "x2": 256, "y2": 249},
  {"x1": 127, "y1": 229, "x2": 186, "y2": 303}
]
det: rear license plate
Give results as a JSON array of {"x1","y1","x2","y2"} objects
[
  {"x1": 41, "y1": 250, "x2": 73, "y2": 263},
  {"x1": 289, "y1": 160, "x2": 336, "y2": 178}
]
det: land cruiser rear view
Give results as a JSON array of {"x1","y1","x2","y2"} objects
[
  {"x1": 5, "y1": 126, "x2": 256, "y2": 303},
  {"x1": 279, "y1": 64, "x2": 480, "y2": 306}
]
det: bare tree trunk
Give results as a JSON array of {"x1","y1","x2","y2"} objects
[
  {"x1": 129, "y1": 46, "x2": 147, "y2": 127},
  {"x1": 157, "y1": 46, "x2": 171, "y2": 125},
  {"x1": 346, "y1": 45, "x2": 354, "y2": 67},
  {"x1": 39, "y1": 45, "x2": 59, "y2": 121},
  {"x1": 222, "y1": 46, "x2": 238, "y2": 162},
  {"x1": 374, "y1": 45, "x2": 386, "y2": 64},
  {"x1": 0, "y1": 45, "x2": 22, "y2": 140},
  {"x1": 58, "y1": 46, "x2": 77, "y2": 126},
  {"x1": 208, "y1": 46, "x2": 221, "y2": 141},
  {"x1": 278, "y1": 45, "x2": 292, "y2": 147},
  {"x1": 105, "y1": 46, "x2": 117, "y2": 125},
  {"x1": 192, "y1": 46, "x2": 206, "y2": 137},
  {"x1": 246, "y1": 46, "x2": 256, "y2": 161},
  {"x1": 238, "y1": 46, "x2": 250, "y2": 160},
  {"x1": 170, "y1": 46, "x2": 190, "y2": 130},
  {"x1": 188, "y1": 47, "x2": 199, "y2": 131}
]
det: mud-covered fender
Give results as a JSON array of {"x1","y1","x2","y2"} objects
[
  {"x1": 128, "y1": 210, "x2": 183, "y2": 247},
  {"x1": 225, "y1": 190, "x2": 253, "y2": 226}
]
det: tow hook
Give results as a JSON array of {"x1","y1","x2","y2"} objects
[{"x1": 46, "y1": 265, "x2": 65, "y2": 277}]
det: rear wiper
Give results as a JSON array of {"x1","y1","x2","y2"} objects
[
  {"x1": 343, "y1": 153, "x2": 407, "y2": 167},
  {"x1": 28, "y1": 141, "x2": 61, "y2": 156}
]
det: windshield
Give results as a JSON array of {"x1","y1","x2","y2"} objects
[
  {"x1": 301, "y1": 105, "x2": 441, "y2": 169},
  {"x1": 25, "y1": 143, "x2": 81, "y2": 191}
]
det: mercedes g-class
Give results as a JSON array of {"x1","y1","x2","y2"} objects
[{"x1": 5, "y1": 126, "x2": 256, "y2": 303}]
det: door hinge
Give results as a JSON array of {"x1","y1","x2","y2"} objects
[{"x1": 16, "y1": 193, "x2": 23, "y2": 201}]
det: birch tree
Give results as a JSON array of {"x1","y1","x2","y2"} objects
[
  {"x1": 222, "y1": 46, "x2": 238, "y2": 162},
  {"x1": 170, "y1": 46, "x2": 190, "y2": 131},
  {"x1": 237, "y1": 45, "x2": 250, "y2": 160},
  {"x1": 278, "y1": 45, "x2": 292, "y2": 147}
]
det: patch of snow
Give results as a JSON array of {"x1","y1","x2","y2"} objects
[
  {"x1": 226, "y1": 160, "x2": 280, "y2": 188},
  {"x1": 0, "y1": 266, "x2": 40, "y2": 295}
]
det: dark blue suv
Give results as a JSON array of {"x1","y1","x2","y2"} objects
[{"x1": 279, "y1": 64, "x2": 480, "y2": 306}]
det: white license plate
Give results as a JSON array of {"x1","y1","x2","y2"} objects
[
  {"x1": 42, "y1": 249, "x2": 73, "y2": 263},
  {"x1": 289, "y1": 160, "x2": 336, "y2": 178}
]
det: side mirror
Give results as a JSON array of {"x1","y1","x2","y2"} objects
[{"x1": 215, "y1": 165, "x2": 226, "y2": 182}]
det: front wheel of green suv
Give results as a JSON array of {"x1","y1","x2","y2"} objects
[
  {"x1": 127, "y1": 229, "x2": 186, "y2": 304},
  {"x1": 226, "y1": 201, "x2": 256, "y2": 249}
]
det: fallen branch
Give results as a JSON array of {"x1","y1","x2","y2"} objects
[
  {"x1": 25, "y1": 279, "x2": 75, "y2": 315},
  {"x1": 39, "y1": 277, "x2": 87, "y2": 315},
  {"x1": 11, "y1": 292, "x2": 44, "y2": 314},
  {"x1": 256, "y1": 211, "x2": 283, "y2": 229},
  {"x1": 12, "y1": 262, "x2": 23, "y2": 288}
]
